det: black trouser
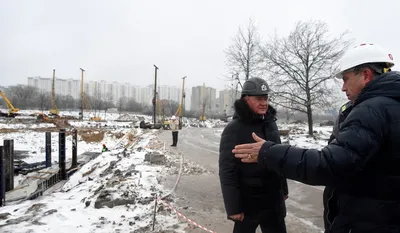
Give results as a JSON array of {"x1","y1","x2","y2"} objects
[
  {"x1": 233, "y1": 215, "x2": 287, "y2": 233},
  {"x1": 172, "y1": 131, "x2": 178, "y2": 146}
]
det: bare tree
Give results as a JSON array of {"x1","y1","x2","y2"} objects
[
  {"x1": 126, "y1": 98, "x2": 143, "y2": 113},
  {"x1": 63, "y1": 95, "x2": 76, "y2": 110},
  {"x1": 118, "y1": 97, "x2": 126, "y2": 113},
  {"x1": 92, "y1": 87, "x2": 103, "y2": 116},
  {"x1": 102, "y1": 92, "x2": 114, "y2": 119},
  {"x1": 37, "y1": 91, "x2": 50, "y2": 112},
  {"x1": 200, "y1": 96, "x2": 209, "y2": 120},
  {"x1": 261, "y1": 20, "x2": 350, "y2": 136},
  {"x1": 228, "y1": 75, "x2": 242, "y2": 112},
  {"x1": 225, "y1": 19, "x2": 263, "y2": 81},
  {"x1": 8, "y1": 85, "x2": 38, "y2": 109}
]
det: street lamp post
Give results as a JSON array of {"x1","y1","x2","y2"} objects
[
  {"x1": 153, "y1": 65, "x2": 159, "y2": 125},
  {"x1": 79, "y1": 68, "x2": 85, "y2": 120}
]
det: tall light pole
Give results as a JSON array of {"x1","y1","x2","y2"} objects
[
  {"x1": 153, "y1": 65, "x2": 159, "y2": 125},
  {"x1": 179, "y1": 76, "x2": 186, "y2": 129},
  {"x1": 79, "y1": 68, "x2": 85, "y2": 120}
]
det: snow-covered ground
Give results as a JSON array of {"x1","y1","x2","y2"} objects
[
  {"x1": 0, "y1": 111, "x2": 333, "y2": 232},
  {"x1": 0, "y1": 130, "x2": 189, "y2": 233},
  {"x1": 0, "y1": 123, "x2": 55, "y2": 129}
]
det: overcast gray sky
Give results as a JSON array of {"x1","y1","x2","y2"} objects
[{"x1": 1, "y1": 0, "x2": 399, "y2": 91}]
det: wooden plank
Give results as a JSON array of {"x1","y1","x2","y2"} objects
[
  {"x1": 68, "y1": 167, "x2": 80, "y2": 172},
  {"x1": 26, "y1": 175, "x2": 47, "y2": 179},
  {"x1": 37, "y1": 171, "x2": 58, "y2": 175}
]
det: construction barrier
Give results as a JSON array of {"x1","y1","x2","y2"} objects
[{"x1": 157, "y1": 197, "x2": 217, "y2": 233}]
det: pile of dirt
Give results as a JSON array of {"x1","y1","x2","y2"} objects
[
  {"x1": 52, "y1": 118, "x2": 71, "y2": 128},
  {"x1": 62, "y1": 115, "x2": 78, "y2": 120},
  {"x1": 79, "y1": 130, "x2": 105, "y2": 143},
  {"x1": 0, "y1": 128, "x2": 19, "y2": 133}
]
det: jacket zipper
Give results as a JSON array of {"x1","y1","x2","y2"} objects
[{"x1": 326, "y1": 188, "x2": 336, "y2": 230}]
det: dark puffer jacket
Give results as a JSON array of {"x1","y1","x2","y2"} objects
[
  {"x1": 219, "y1": 99, "x2": 288, "y2": 219},
  {"x1": 258, "y1": 71, "x2": 400, "y2": 233},
  {"x1": 324, "y1": 101, "x2": 352, "y2": 232}
]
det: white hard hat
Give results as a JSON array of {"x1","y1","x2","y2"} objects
[
  {"x1": 335, "y1": 43, "x2": 395, "y2": 79},
  {"x1": 171, "y1": 115, "x2": 176, "y2": 120}
]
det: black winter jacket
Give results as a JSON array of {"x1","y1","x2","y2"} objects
[
  {"x1": 258, "y1": 71, "x2": 400, "y2": 233},
  {"x1": 219, "y1": 99, "x2": 288, "y2": 218},
  {"x1": 324, "y1": 101, "x2": 352, "y2": 232}
]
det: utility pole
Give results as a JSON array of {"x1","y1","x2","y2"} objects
[
  {"x1": 179, "y1": 76, "x2": 186, "y2": 129},
  {"x1": 200, "y1": 82, "x2": 206, "y2": 121},
  {"x1": 153, "y1": 65, "x2": 158, "y2": 125},
  {"x1": 79, "y1": 68, "x2": 85, "y2": 120},
  {"x1": 50, "y1": 69, "x2": 59, "y2": 115},
  {"x1": 52, "y1": 69, "x2": 56, "y2": 107}
]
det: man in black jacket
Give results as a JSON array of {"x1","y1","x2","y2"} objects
[
  {"x1": 232, "y1": 44, "x2": 400, "y2": 233},
  {"x1": 324, "y1": 101, "x2": 352, "y2": 232},
  {"x1": 219, "y1": 77, "x2": 288, "y2": 233}
]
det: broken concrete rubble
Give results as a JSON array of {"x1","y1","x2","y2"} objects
[{"x1": 144, "y1": 151, "x2": 166, "y2": 164}]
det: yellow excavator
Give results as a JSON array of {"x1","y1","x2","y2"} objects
[{"x1": 0, "y1": 90, "x2": 19, "y2": 117}]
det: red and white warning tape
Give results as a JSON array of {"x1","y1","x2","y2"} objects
[{"x1": 158, "y1": 198, "x2": 217, "y2": 233}]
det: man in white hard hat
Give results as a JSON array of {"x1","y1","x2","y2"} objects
[
  {"x1": 169, "y1": 115, "x2": 179, "y2": 147},
  {"x1": 232, "y1": 44, "x2": 400, "y2": 232}
]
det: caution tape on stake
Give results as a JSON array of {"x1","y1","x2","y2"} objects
[{"x1": 157, "y1": 198, "x2": 217, "y2": 233}]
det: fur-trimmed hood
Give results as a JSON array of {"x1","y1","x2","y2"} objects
[{"x1": 232, "y1": 98, "x2": 277, "y2": 123}]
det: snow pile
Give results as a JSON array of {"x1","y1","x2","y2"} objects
[
  {"x1": 68, "y1": 120, "x2": 135, "y2": 129},
  {"x1": 116, "y1": 114, "x2": 151, "y2": 123},
  {"x1": 0, "y1": 132, "x2": 187, "y2": 233},
  {"x1": 59, "y1": 111, "x2": 122, "y2": 121},
  {"x1": 184, "y1": 118, "x2": 227, "y2": 129},
  {"x1": 279, "y1": 123, "x2": 332, "y2": 150},
  {"x1": 164, "y1": 151, "x2": 209, "y2": 176},
  {"x1": 0, "y1": 123, "x2": 55, "y2": 129}
]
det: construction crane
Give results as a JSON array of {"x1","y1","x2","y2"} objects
[
  {"x1": 172, "y1": 76, "x2": 187, "y2": 129},
  {"x1": 78, "y1": 68, "x2": 101, "y2": 121},
  {"x1": 0, "y1": 90, "x2": 19, "y2": 117},
  {"x1": 49, "y1": 69, "x2": 60, "y2": 116},
  {"x1": 179, "y1": 76, "x2": 186, "y2": 129}
]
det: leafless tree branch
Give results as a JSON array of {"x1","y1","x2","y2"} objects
[
  {"x1": 225, "y1": 19, "x2": 264, "y2": 81},
  {"x1": 261, "y1": 20, "x2": 352, "y2": 135}
]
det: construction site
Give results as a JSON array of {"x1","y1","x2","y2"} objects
[{"x1": 0, "y1": 65, "x2": 237, "y2": 232}]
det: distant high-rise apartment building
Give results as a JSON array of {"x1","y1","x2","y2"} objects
[
  {"x1": 191, "y1": 85, "x2": 217, "y2": 113},
  {"x1": 27, "y1": 76, "x2": 208, "y2": 110}
]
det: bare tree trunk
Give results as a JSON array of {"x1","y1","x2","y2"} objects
[{"x1": 307, "y1": 105, "x2": 313, "y2": 136}]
